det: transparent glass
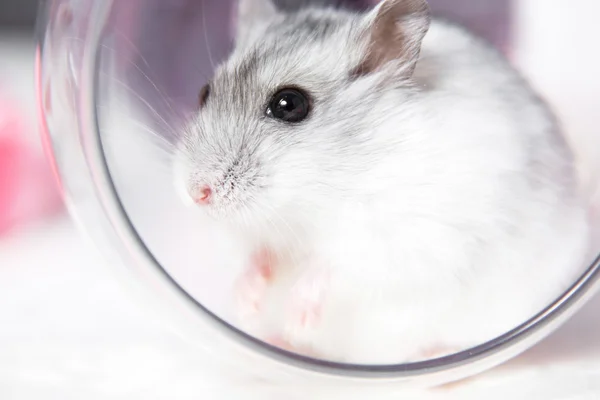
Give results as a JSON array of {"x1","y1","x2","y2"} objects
[{"x1": 36, "y1": 0, "x2": 600, "y2": 391}]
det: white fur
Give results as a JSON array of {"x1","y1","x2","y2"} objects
[{"x1": 176, "y1": 0, "x2": 592, "y2": 364}]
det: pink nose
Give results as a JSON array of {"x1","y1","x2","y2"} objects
[{"x1": 194, "y1": 186, "x2": 212, "y2": 205}]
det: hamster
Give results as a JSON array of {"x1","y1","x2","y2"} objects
[{"x1": 173, "y1": 0, "x2": 591, "y2": 364}]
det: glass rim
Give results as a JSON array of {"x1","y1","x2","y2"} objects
[{"x1": 35, "y1": 0, "x2": 600, "y2": 386}]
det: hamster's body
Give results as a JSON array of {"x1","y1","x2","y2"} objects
[{"x1": 176, "y1": 0, "x2": 590, "y2": 363}]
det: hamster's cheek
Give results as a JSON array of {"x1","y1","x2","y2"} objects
[{"x1": 265, "y1": 167, "x2": 308, "y2": 206}]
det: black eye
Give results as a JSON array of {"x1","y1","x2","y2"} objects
[
  {"x1": 266, "y1": 88, "x2": 310, "y2": 123},
  {"x1": 199, "y1": 84, "x2": 210, "y2": 108}
]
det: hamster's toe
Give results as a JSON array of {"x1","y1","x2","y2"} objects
[
  {"x1": 413, "y1": 345, "x2": 460, "y2": 361},
  {"x1": 264, "y1": 335, "x2": 320, "y2": 358},
  {"x1": 283, "y1": 268, "x2": 330, "y2": 348},
  {"x1": 234, "y1": 247, "x2": 275, "y2": 325}
]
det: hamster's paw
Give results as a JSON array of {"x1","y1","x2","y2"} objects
[
  {"x1": 413, "y1": 345, "x2": 460, "y2": 362},
  {"x1": 264, "y1": 335, "x2": 318, "y2": 357},
  {"x1": 234, "y1": 247, "x2": 275, "y2": 325},
  {"x1": 283, "y1": 268, "x2": 330, "y2": 349}
]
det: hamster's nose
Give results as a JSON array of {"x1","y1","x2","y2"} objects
[{"x1": 193, "y1": 185, "x2": 212, "y2": 205}]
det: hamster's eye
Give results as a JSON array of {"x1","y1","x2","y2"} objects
[
  {"x1": 266, "y1": 88, "x2": 310, "y2": 123},
  {"x1": 199, "y1": 84, "x2": 210, "y2": 108}
]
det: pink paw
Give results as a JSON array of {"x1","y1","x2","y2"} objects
[
  {"x1": 265, "y1": 335, "x2": 318, "y2": 358},
  {"x1": 283, "y1": 268, "x2": 330, "y2": 345},
  {"x1": 414, "y1": 345, "x2": 459, "y2": 361},
  {"x1": 234, "y1": 248, "x2": 275, "y2": 323}
]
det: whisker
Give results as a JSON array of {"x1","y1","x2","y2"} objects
[
  {"x1": 110, "y1": 28, "x2": 153, "y2": 70},
  {"x1": 248, "y1": 197, "x2": 308, "y2": 269},
  {"x1": 201, "y1": 0, "x2": 217, "y2": 71},
  {"x1": 99, "y1": 72, "x2": 180, "y2": 139},
  {"x1": 96, "y1": 104, "x2": 176, "y2": 152}
]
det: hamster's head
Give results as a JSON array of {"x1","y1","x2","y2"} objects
[{"x1": 174, "y1": 0, "x2": 430, "y2": 232}]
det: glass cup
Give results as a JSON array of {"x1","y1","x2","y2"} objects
[{"x1": 35, "y1": 0, "x2": 600, "y2": 390}]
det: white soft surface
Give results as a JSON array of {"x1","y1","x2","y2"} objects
[
  {"x1": 2, "y1": 1, "x2": 600, "y2": 397},
  {"x1": 1, "y1": 218, "x2": 600, "y2": 399}
]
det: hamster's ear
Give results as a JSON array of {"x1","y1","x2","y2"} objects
[
  {"x1": 351, "y1": 0, "x2": 431, "y2": 79},
  {"x1": 236, "y1": 0, "x2": 279, "y2": 47}
]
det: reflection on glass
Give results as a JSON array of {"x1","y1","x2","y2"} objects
[{"x1": 41, "y1": 0, "x2": 599, "y2": 369}]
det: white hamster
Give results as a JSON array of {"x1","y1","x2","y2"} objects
[{"x1": 174, "y1": 0, "x2": 591, "y2": 364}]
